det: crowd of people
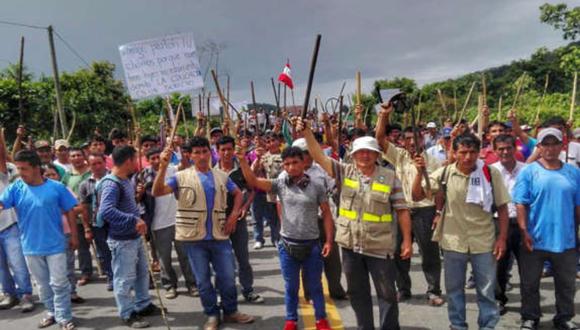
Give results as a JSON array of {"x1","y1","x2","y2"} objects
[{"x1": 0, "y1": 101, "x2": 578, "y2": 330}]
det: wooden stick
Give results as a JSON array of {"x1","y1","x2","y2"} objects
[
  {"x1": 511, "y1": 73, "x2": 526, "y2": 110},
  {"x1": 17, "y1": 36, "x2": 24, "y2": 125},
  {"x1": 456, "y1": 81, "x2": 477, "y2": 124},
  {"x1": 302, "y1": 34, "x2": 322, "y2": 118},
  {"x1": 338, "y1": 95, "x2": 344, "y2": 147},
  {"x1": 416, "y1": 93, "x2": 422, "y2": 126},
  {"x1": 481, "y1": 73, "x2": 487, "y2": 107},
  {"x1": 452, "y1": 88, "x2": 458, "y2": 121},
  {"x1": 497, "y1": 96, "x2": 503, "y2": 122},
  {"x1": 437, "y1": 89, "x2": 448, "y2": 117},
  {"x1": 210, "y1": 69, "x2": 230, "y2": 121},
  {"x1": 477, "y1": 94, "x2": 484, "y2": 139},
  {"x1": 181, "y1": 105, "x2": 190, "y2": 139},
  {"x1": 333, "y1": 81, "x2": 347, "y2": 114},
  {"x1": 356, "y1": 71, "x2": 362, "y2": 106},
  {"x1": 206, "y1": 92, "x2": 211, "y2": 140},
  {"x1": 570, "y1": 71, "x2": 577, "y2": 123},
  {"x1": 534, "y1": 73, "x2": 550, "y2": 123},
  {"x1": 271, "y1": 77, "x2": 281, "y2": 116}
]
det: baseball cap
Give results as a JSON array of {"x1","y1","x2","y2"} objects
[
  {"x1": 442, "y1": 127, "x2": 452, "y2": 138},
  {"x1": 292, "y1": 138, "x2": 308, "y2": 151},
  {"x1": 426, "y1": 122, "x2": 437, "y2": 129},
  {"x1": 209, "y1": 127, "x2": 223, "y2": 136},
  {"x1": 54, "y1": 139, "x2": 70, "y2": 150},
  {"x1": 350, "y1": 136, "x2": 382, "y2": 155},
  {"x1": 34, "y1": 140, "x2": 51, "y2": 149},
  {"x1": 520, "y1": 125, "x2": 532, "y2": 131},
  {"x1": 537, "y1": 127, "x2": 563, "y2": 144},
  {"x1": 573, "y1": 128, "x2": 580, "y2": 139}
]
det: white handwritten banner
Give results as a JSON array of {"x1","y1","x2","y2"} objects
[{"x1": 119, "y1": 33, "x2": 204, "y2": 99}]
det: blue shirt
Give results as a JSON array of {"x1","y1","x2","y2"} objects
[
  {"x1": 0, "y1": 178, "x2": 77, "y2": 256},
  {"x1": 98, "y1": 176, "x2": 141, "y2": 241},
  {"x1": 513, "y1": 162, "x2": 580, "y2": 253},
  {"x1": 167, "y1": 170, "x2": 237, "y2": 240}
]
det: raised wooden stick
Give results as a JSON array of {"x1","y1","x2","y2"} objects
[
  {"x1": 481, "y1": 73, "x2": 487, "y2": 107},
  {"x1": 355, "y1": 71, "x2": 362, "y2": 106},
  {"x1": 497, "y1": 95, "x2": 503, "y2": 122},
  {"x1": 570, "y1": 71, "x2": 577, "y2": 123},
  {"x1": 210, "y1": 69, "x2": 230, "y2": 121},
  {"x1": 437, "y1": 89, "x2": 448, "y2": 119},
  {"x1": 534, "y1": 73, "x2": 550, "y2": 123},
  {"x1": 456, "y1": 81, "x2": 476, "y2": 124},
  {"x1": 511, "y1": 73, "x2": 526, "y2": 110},
  {"x1": 302, "y1": 34, "x2": 322, "y2": 118}
]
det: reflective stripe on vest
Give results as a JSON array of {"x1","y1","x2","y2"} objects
[
  {"x1": 339, "y1": 209, "x2": 392, "y2": 223},
  {"x1": 343, "y1": 178, "x2": 359, "y2": 190},
  {"x1": 371, "y1": 182, "x2": 391, "y2": 193},
  {"x1": 362, "y1": 213, "x2": 393, "y2": 222}
]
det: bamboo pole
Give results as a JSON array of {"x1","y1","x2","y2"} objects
[
  {"x1": 456, "y1": 81, "x2": 477, "y2": 124},
  {"x1": 356, "y1": 71, "x2": 362, "y2": 106},
  {"x1": 569, "y1": 72, "x2": 577, "y2": 123},
  {"x1": 497, "y1": 96, "x2": 503, "y2": 122},
  {"x1": 481, "y1": 73, "x2": 487, "y2": 107},
  {"x1": 452, "y1": 88, "x2": 458, "y2": 121},
  {"x1": 534, "y1": 73, "x2": 550, "y2": 123},
  {"x1": 511, "y1": 73, "x2": 526, "y2": 110},
  {"x1": 477, "y1": 94, "x2": 484, "y2": 139}
]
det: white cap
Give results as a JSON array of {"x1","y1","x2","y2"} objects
[
  {"x1": 292, "y1": 138, "x2": 308, "y2": 151},
  {"x1": 350, "y1": 136, "x2": 382, "y2": 155},
  {"x1": 426, "y1": 122, "x2": 437, "y2": 129},
  {"x1": 537, "y1": 127, "x2": 563, "y2": 143}
]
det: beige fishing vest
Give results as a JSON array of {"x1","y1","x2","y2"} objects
[
  {"x1": 174, "y1": 167, "x2": 229, "y2": 241},
  {"x1": 336, "y1": 164, "x2": 396, "y2": 258}
]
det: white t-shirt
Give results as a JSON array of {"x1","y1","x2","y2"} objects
[
  {"x1": 152, "y1": 166, "x2": 178, "y2": 231},
  {"x1": 563, "y1": 141, "x2": 580, "y2": 168},
  {"x1": 0, "y1": 171, "x2": 18, "y2": 232},
  {"x1": 491, "y1": 161, "x2": 525, "y2": 218}
]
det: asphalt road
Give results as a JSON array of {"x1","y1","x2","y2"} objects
[{"x1": 1, "y1": 223, "x2": 578, "y2": 329}]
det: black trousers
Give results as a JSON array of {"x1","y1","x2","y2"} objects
[
  {"x1": 495, "y1": 220, "x2": 521, "y2": 304},
  {"x1": 342, "y1": 247, "x2": 399, "y2": 330},
  {"x1": 520, "y1": 247, "x2": 576, "y2": 324},
  {"x1": 395, "y1": 206, "x2": 442, "y2": 297}
]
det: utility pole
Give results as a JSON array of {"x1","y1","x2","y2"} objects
[
  {"x1": 47, "y1": 25, "x2": 68, "y2": 138},
  {"x1": 17, "y1": 36, "x2": 24, "y2": 125}
]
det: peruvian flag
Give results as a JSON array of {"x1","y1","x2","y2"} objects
[{"x1": 278, "y1": 60, "x2": 294, "y2": 89}]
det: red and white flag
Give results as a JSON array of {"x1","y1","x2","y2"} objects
[{"x1": 278, "y1": 60, "x2": 294, "y2": 90}]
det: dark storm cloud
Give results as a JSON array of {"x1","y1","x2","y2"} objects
[{"x1": 0, "y1": 0, "x2": 572, "y2": 104}]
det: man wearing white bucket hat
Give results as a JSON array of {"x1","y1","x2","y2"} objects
[{"x1": 295, "y1": 117, "x2": 413, "y2": 330}]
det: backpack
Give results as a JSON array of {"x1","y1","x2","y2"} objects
[{"x1": 94, "y1": 174, "x2": 123, "y2": 228}]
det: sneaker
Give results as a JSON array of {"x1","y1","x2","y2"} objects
[
  {"x1": 284, "y1": 320, "x2": 298, "y2": 330},
  {"x1": 396, "y1": 292, "x2": 411, "y2": 302},
  {"x1": 316, "y1": 318, "x2": 332, "y2": 330},
  {"x1": 428, "y1": 294, "x2": 445, "y2": 307},
  {"x1": 123, "y1": 313, "x2": 150, "y2": 328},
  {"x1": 165, "y1": 288, "x2": 178, "y2": 300},
  {"x1": 136, "y1": 303, "x2": 166, "y2": 317},
  {"x1": 0, "y1": 295, "x2": 18, "y2": 310},
  {"x1": 189, "y1": 286, "x2": 200, "y2": 297},
  {"x1": 203, "y1": 316, "x2": 219, "y2": 330},
  {"x1": 76, "y1": 275, "x2": 90, "y2": 286},
  {"x1": 20, "y1": 295, "x2": 35, "y2": 313},
  {"x1": 106, "y1": 280, "x2": 114, "y2": 292},
  {"x1": 554, "y1": 321, "x2": 580, "y2": 330},
  {"x1": 70, "y1": 294, "x2": 85, "y2": 304},
  {"x1": 465, "y1": 276, "x2": 476, "y2": 289},
  {"x1": 60, "y1": 320, "x2": 76, "y2": 330},
  {"x1": 520, "y1": 319, "x2": 538, "y2": 330},
  {"x1": 253, "y1": 241, "x2": 263, "y2": 250},
  {"x1": 223, "y1": 311, "x2": 255, "y2": 324},
  {"x1": 244, "y1": 292, "x2": 264, "y2": 304}
]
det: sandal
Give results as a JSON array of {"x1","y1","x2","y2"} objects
[
  {"x1": 60, "y1": 320, "x2": 76, "y2": 330},
  {"x1": 38, "y1": 316, "x2": 56, "y2": 328}
]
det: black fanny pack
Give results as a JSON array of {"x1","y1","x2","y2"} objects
[{"x1": 281, "y1": 238, "x2": 315, "y2": 261}]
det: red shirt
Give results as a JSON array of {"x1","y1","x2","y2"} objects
[{"x1": 479, "y1": 146, "x2": 524, "y2": 165}]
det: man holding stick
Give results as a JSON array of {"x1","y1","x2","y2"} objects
[
  {"x1": 295, "y1": 116, "x2": 413, "y2": 330},
  {"x1": 152, "y1": 136, "x2": 254, "y2": 330}
]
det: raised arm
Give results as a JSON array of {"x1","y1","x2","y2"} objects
[
  {"x1": 0, "y1": 128, "x2": 7, "y2": 174},
  {"x1": 295, "y1": 117, "x2": 334, "y2": 178},
  {"x1": 237, "y1": 148, "x2": 273, "y2": 192},
  {"x1": 375, "y1": 103, "x2": 393, "y2": 153},
  {"x1": 152, "y1": 147, "x2": 176, "y2": 197},
  {"x1": 508, "y1": 109, "x2": 529, "y2": 145}
]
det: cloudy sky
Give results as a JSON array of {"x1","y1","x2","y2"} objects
[{"x1": 0, "y1": 0, "x2": 574, "y2": 106}]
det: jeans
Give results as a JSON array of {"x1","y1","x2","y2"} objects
[
  {"x1": 303, "y1": 218, "x2": 346, "y2": 300},
  {"x1": 230, "y1": 218, "x2": 255, "y2": 296},
  {"x1": 152, "y1": 225, "x2": 196, "y2": 290},
  {"x1": 93, "y1": 226, "x2": 113, "y2": 280},
  {"x1": 0, "y1": 224, "x2": 32, "y2": 297},
  {"x1": 184, "y1": 240, "x2": 238, "y2": 316},
  {"x1": 76, "y1": 223, "x2": 93, "y2": 277},
  {"x1": 252, "y1": 192, "x2": 280, "y2": 245},
  {"x1": 279, "y1": 239, "x2": 326, "y2": 321},
  {"x1": 107, "y1": 237, "x2": 152, "y2": 320},
  {"x1": 26, "y1": 252, "x2": 72, "y2": 323},
  {"x1": 342, "y1": 247, "x2": 399, "y2": 330},
  {"x1": 520, "y1": 247, "x2": 576, "y2": 324},
  {"x1": 495, "y1": 221, "x2": 521, "y2": 305},
  {"x1": 64, "y1": 234, "x2": 78, "y2": 295},
  {"x1": 443, "y1": 250, "x2": 498, "y2": 330}
]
